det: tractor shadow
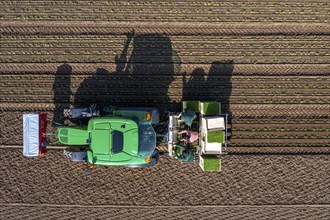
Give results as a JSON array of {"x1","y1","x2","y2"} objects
[
  {"x1": 52, "y1": 35, "x2": 233, "y2": 128},
  {"x1": 52, "y1": 63, "x2": 72, "y2": 124},
  {"x1": 73, "y1": 34, "x2": 180, "y2": 111}
]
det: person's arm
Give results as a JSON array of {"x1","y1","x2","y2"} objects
[{"x1": 177, "y1": 130, "x2": 188, "y2": 135}]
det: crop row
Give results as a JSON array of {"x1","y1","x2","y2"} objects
[
  {"x1": 233, "y1": 126, "x2": 329, "y2": 132},
  {"x1": 2, "y1": 39, "x2": 327, "y2": 49},
  {"x1": 0, "y1": 9, "x2": 329, "y2": 17},
  {"x1": 2, "y1": 82, "x2": 329, "y2": 94},
  {"x1": 2, "y1": 37, "x2": 328, "y2": 45},
  {"x1": 4, "y1": 78, "x2": 325, "y2": 84},
  {"x1": 2, "y1": 88, "x2": 328, "y2": 98},
  {"x1": 1, "y1": 49, "x2": 327, "y2": 56},
  {"x1": 2, "y1": 91, "x2": 328, "y2": 99},
  {"x1": 234, "y1": 128, "x2": 330, "y2": 133},
  {"x1": 2, "y1": 21, "x2": 328, "y2": 36},
  {"x1": 228, "y1": 143, "x2": 329, "y2": 148},
  {"x1": 1, "y1": 95, "x2": 328, "y2": 105},
  {"x1": 2, "y1": 43, "x2": 328, "y2": 50},
  {"x1": 229, "y1": 138, "x2": 329, "y2": 144},
  {"x1": 0, "y1": 63, "x2": 328, "y2": 76},
  {"x1": 2, "y1": 35, "x2": 327, "y2": 42},
  {"x1": 2, "y1": 8, "x2": 328, "y2": 16},
  {"x1": 0, "y1": 103, "x2": 328, "y2": 121},
  {"x1": 1, "y1": 109, "x2": 328, "y2": 126},
  {"x1": 1, "y1": 75, "x2": 328, "y2": 84},
  {"x1": 4, "y1": 81, "x2": 329, "y2": 89},
  {"x1": 1, "y1": 100, "x2": 329, "y2": 120},
  {"x1": 232, "y1": 118, "x2": 329, "y2": 124},
  {"x1": 1, "y1": 1, "x2": 328, "y2": 8},
  {"x1": 1, "y1": 15, "x2": 327, "y2": 23},
  {"x1": 231, "y1": 134, "x2": 330, "y2": 139},
  {"x1": 2, "y1": 84, "x2": 329, "y2": 92},
  {"x1": 0, "y1": 58, "x2": 328, "y2": 65},
  {"x1": 1, "y1": 0, "x2": 328, "y2": 7},
  {"x1": 1, "y1": 113, "x2": 328, "y2": 149},
  {"x1": 2, "y1": 85, "x2": 328, "y2": 96}
]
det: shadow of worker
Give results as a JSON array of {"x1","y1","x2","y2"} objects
[
  {"x1": 182, "y1": 67, "x2": 206, "y2": 101},
  {"x1": 206, "y1": 61, "x2": 234, "y2": 124},
  {"x1": 125, "y1": 34, "x2": 179, "y2": 110},
  {"x1": 182, "y1": 61, "x2": 233, "y2": 124},
  {"x1": 52, "y1": 63, "x2": 72, "y2": 124}
]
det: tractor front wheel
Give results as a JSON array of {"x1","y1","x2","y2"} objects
[{"x1": 146, "y1": 149, "x2": 160, "y2": 167}]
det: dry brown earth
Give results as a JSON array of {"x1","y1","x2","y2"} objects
[
  {"x1": 0, "y1": 149, "x2": 329, "y2": 219},
  {"x1": 0, "y1": 0, "x2": 329, "y2": 219}
]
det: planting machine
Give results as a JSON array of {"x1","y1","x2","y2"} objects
[{"x1": 23, "y1": 101, "x2": 229, "y2": 172}]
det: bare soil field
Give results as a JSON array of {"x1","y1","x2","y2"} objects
[
  {"x1": 0, "y1": 149, "x2": 329, "y2": 219},
  {"x1": 0, "y1": 0, "x2": 329, "y2": 219},
  {"x1": 2, "y1": 206, "x2": 330, "y2": 220}
]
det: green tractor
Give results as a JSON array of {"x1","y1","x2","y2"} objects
[
  {"x1": 23, "y1": 101, "x2": 229, "y2": 172},
  {"x1": 24, "y1": 106, "x2": 160, "y2": 170}
]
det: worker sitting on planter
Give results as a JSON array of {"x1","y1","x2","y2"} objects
[{"x1": 177, "y1": 130, "x2": 198, "y2": 144}]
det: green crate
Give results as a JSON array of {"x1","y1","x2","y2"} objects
[
  {"x1": 183, "y1": 101, "x2": 200, "y2": 113},
  {"x1": 199, "y1": 155, "x2": 221, "y2": 172},
  {"x1": 200, "y1": 102, "x2": 220, "y2": 115},
  {"x1": 207, "y1": 130, "x2": 225, "y2": 143}
]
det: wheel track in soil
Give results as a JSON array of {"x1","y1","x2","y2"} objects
[{"x1": 1, "y1": 21, "x2": 329, "y2": 36}]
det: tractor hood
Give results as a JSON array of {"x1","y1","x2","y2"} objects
[{"x1": 123, "y1": 128, "x2": 139, "y2": 155}]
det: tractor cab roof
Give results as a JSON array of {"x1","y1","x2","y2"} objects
[{"x1": 88, "y1": 117, "x2": 139, "y2": 158}]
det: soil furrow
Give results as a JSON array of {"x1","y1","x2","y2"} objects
[
  {"x1": 1, "y1": 21, "x2": 329, "y2": 36},
  {"x1": 1, "y1": 149, "x2": 329, "y2": 206},
  {"x1": 1, "y1": 54, "x2": 328, "y2": 64},
  {"x1": 1, "y1": 95, "x2": 328, "y2": 105},
  {"x1": 1, "y1": 75, "x2": 328, "y2": 85},
  {"x1": 2, "y1": 87, "x2": 328, "y2": 96},
  {"x1": 1, "y1": 63, "x2": 329, "y2": 76}
]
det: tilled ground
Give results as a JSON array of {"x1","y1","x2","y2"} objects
[
  {"x1": 1, "y1": 206, "x2": 330, "y2": 220},
  {"x1": 0, "y1": 0, "x2": 329, "y2": 219},
  {"x1": 3, "y1": 149, "x2": 329, "y2": 206},
  {"x1": 0, "y1": 0, "x2": 329, "y2": 23},
  {"x1": 0, "y1": 149, "x2": 329, "y2": 219},
  {"x1": 0, "y1": 12, "x2": 329, "y2": 149}
]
